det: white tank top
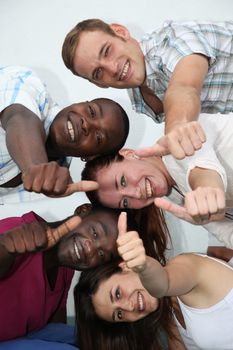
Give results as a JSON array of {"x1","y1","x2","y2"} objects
[{"x1": 174, "y1": 255, "x2": 233, "y2": 349}]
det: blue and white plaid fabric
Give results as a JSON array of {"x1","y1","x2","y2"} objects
[
  {"x1": 0, "y1": 65, "x2": 71, "y2": 204},
  {"x1": 128, "y1": 20, "x2": 233, "y2": 122}
]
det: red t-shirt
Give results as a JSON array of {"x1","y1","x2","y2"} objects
[{"x1": 0, "y1": 211, "x2": 74, "y2": 340}]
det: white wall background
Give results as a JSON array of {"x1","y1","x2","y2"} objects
[{"x1": 0, "y1": 0, "x2": 232, "y2": 316}]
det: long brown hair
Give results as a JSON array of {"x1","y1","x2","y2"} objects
[{"x1": 74, "y1": 261, "x2": 175, "y2": 350}]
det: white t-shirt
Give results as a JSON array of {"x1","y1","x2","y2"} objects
[
  {"x1": 163, "y1": 112, "x2": 233, "y2": 248},
  {"x1": 174, "y1": 255, "x2": 233, "y2": 349}
]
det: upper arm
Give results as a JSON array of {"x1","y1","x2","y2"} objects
[
  {"x1": 168, "y1": 54, "x2": 209, "y2": 92},
  {"x1": 165, "y1": 254, "x2": 200, "y2": 296},
  {"x1": 1, "y1": 104, "x2": 42, "y2": 130}
]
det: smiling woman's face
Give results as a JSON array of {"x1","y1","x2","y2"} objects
[
  {"x1": 92, "y1": 270, "x2": 158, "y2": 322},
  {"x1": 95, "y1": 156, "x2": 170, "y2": 209},
  {"x1": 57, "y1": 210, "x2": 119, "y2": 270}
]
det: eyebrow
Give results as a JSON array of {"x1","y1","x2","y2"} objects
[
  {"x1": 114, "y1": 176, "x2": 122, "y2": 208},
  {"x1": 94, "y1": 101, "x2": 110, "y2": 147},
  {"x1": 109, "y1": 290, "x2": 116, "y2": 321},
  {"x1": 91, "y1": 42, "x2": 108, "y2": 80},
  {"x1": 99, "y1": 42, "x2": 108, "y2": 59},
  {"x1": 98, "y1": 220, "x2": 107, "y2": 237}
]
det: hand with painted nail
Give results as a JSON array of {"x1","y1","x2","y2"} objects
[{"x1": 117, "y1": 212, "x2": 146, "y2": 273}]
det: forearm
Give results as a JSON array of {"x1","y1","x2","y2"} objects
[
  {"x1": 2, "y1": 104, "x2": 48, "y2": 173},
  {"x1": 164, "y1": 54, "x2": 209, "y2": 134},
  {"x1": 189, "y1": 167, "x2": 224, "y2": 191},
  {"x1": 164, "y1": 85, "x2": 200, "y2": 133},
  {"x1": 138, "y1": 256, "x2": 169, "y2": 298}
]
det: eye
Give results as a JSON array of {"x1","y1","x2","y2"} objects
[
  {"x1": 89, "y1": 105, "x2": 95, "y2": 118},
  {"x1": 94, "y1": 67, "x2": 102, "y2": 81},
  {"x1": 122, "y1": 198, "x2": 128, "y2": 209},
  {"x1": 98, "y1": 249, "x2": 105, "y2": 259},
  {"x1": 116, "y1": 309, "x2": 123, "y2": 321},
  {"x1": 120, "y1": 175, "x2": 126, "y2": 187},
  {"x1": 92, "y1": 226, "x2": 97, "y2": 238},
  {"x1": 115, "y1": 287, "x2": 121, "y2": 300},
  {"x1": 95, "y1": 132, "x2": 102, "y2": 145},
  {"x1": 105, "y1": 46, "x2": 110, "y2": 57}
]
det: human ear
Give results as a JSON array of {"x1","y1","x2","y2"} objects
[
  {"x1": 110, "y1": 23, "x2": 130, "y2": 40},
  {"x1": 119, "y1": 148, "x2": 140, "y2": 160},
  {"x1": 74, "y1": 203, "x2": 92, "y2": 218}
]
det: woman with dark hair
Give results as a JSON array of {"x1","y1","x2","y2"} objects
[
  {"x1": 74, "y1": 212, "x2": 233, "y2": 350},
  {"x1": 81, "y1": 110, "x2": 233, "y2": 251},
  {"x1": 74, "y1": 211, "x2": 181, "y2": 350},
  {"x1": 74, "y1": 261, "x2": 176, "y2": 350}
]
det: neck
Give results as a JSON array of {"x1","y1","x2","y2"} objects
[{"x1": 149, "y1": 156, "x2": 176, "y2": 188}]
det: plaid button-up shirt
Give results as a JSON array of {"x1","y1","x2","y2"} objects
[
  {"x1": 0, "y1": 65, "x2": 71, "y2": 204},
  {"x1": 128, "y1": 20, "x2": 233, "y2": 122}
]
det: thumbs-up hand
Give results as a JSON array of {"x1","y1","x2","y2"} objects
[
  {"x1": 117, "y1": 212, "x2": 146, "y2": 273},
  {"x1": 46, "y1": 216, "x2": 82, "y2": 249},
  {"x1": 0, "y1": 216, "x2": 82, "y2": 254}
]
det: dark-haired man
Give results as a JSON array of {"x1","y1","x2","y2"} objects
[{"x1": 0, "y1": 65, "x2": 129, "y2": 203}]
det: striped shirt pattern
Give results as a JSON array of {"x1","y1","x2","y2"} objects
[
  {"x1": 0, "y1": 65, "x2": 70, "y2": 204},
  {"x1": 127, "y1": 20, "x2": 233, "y2": 123}
]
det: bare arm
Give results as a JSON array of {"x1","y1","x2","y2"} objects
[
  {"x1": 136, "y1": 55, "x2": 208, "y2": 160},
  {"x1": 117, "y1": 213, "x2": 199, "y2": 298},
  {"x1": 164, "y1": 54, "x2": 209, "y2": 133},
  {"x1": 186, "y1": 167, "x2": 225, "y2": 222},
  {"x1": 1, "y1": 104, "x2": 48, "y2": 172},
  {"x1": 0, "y1": 215, "x2": 82, "y2": 279},
  {"x1": 0, "y1": 104, "x2": 93, "y2": 195}
]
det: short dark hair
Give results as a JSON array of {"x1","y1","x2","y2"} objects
[{"x1": 62, "y1": 19, "x2": 116, "y2": 75}]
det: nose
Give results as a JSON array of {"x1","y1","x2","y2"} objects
[
  {"x1": 119, "y1": 185, "x2": 141, "y2": 199},
  {"x1": 83, "y1": 238, "x2": 96, "y2": 257},
  {"x1": 103, "y1": 60, "x2": 118, "y2": 77},
  {"x1": 81, "y1": 116, "x2": 99, "y2": 136},
  {"x1": 81, "y1": 117, "x2": 89, "y2": 135},
  {"x1": 118, "y1": 298, "x2": 134, "y2": 312}
]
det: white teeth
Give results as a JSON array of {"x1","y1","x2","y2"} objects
[
  {"x1": 145, "y1": 179, "x2": 152, "y2": 198},
  {"x1": 74, "y1": 241, "x2": 80, "y2": 260},
  {"x1": 120, "y1": 61, "x2": 129, "y2": 80},
  {"x1": 67, "y1": 120, "x2": 75, "y2": 141},
  {"x1": 138, "y1": 292, "x2": 144, "y2": 311}
]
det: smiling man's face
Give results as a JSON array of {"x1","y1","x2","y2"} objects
[
  {"x1": 73, "y1": 27, "x2": 146, "y2": 89},
  {"x1": 57, "y1": 209, "x2": 119, "y2": 270},
  {"x1": 49, "y1": 98, "x2": 127, "y2": 158}
]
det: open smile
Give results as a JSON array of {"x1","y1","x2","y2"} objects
[
  {"x1": 73, "y1": 237, "x2": 86, "y2": 265},
  {"x1": 67, "y1": 120, "x2": 75, "y2": 141},
  {"x1": 119, "y1": 60, "x2": 130, "y2": 81},
  {"x1": 137, "y1": 291, "x2": 145, "y2": 312},
  {"x1": 145, "y1": 178, "x2": 153, "y2": 198}
]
